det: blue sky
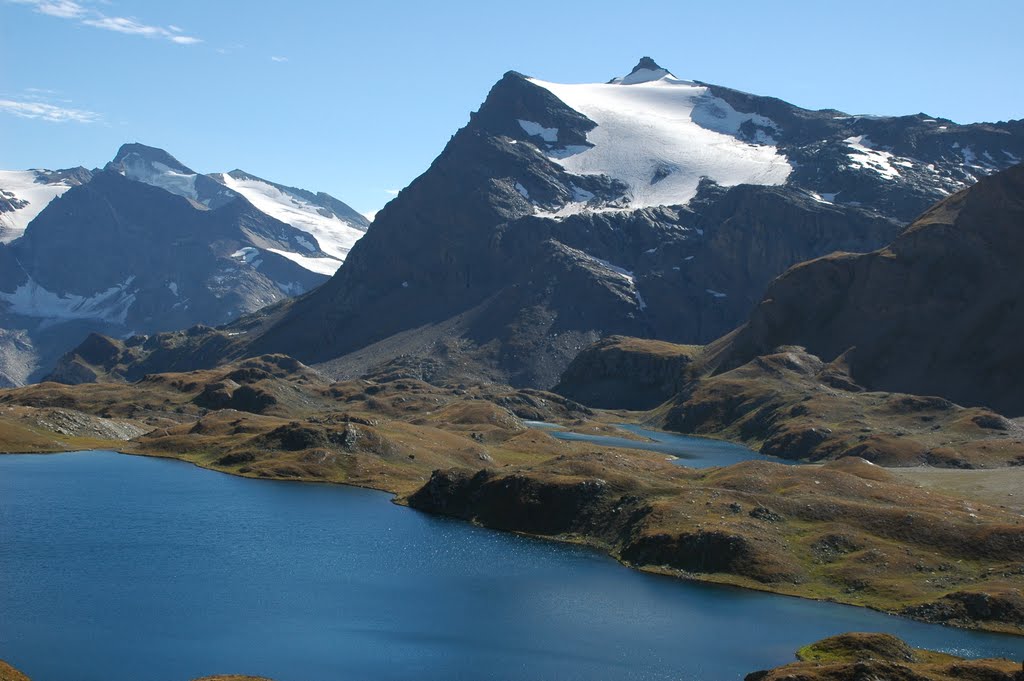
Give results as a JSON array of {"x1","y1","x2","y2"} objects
[{"x1": 1, "y1": 0, "x2": 1022, "y2": 218}]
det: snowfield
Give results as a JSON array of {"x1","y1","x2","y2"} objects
[
  {"x1": 528, "y1": 68, "x2": 793, "y2": 209},
  {"x1": 0, "y1": 170, "x2": 77, "y2": 243},
  {"x1": 216, "y1": 172, "x2": 365, "y2": 273},
  {"x1": 0, "y1": 276, "x2": 137, "y2": 325}
]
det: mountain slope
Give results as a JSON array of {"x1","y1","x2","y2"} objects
[
  {"x1": 52, "y1": 59, "x2": 1024, "y2": 388},
  {"x1": 712, "y1": 162, "x2": 1024, "y2": 416}
]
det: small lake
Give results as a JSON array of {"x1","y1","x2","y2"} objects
[
  {"x1": 2, "y1": 452, "x2": 1022, "y2": 681},
  {"x1": 527, "y1": 422, "x2": 793, "y2": 468}
]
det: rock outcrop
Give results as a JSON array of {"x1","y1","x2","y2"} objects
[{"x1": 554, "y1": 335, "x2": 700, "y2": 409}]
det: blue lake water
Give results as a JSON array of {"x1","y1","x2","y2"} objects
[
  {"x1": 529, "y1": 422, "x2": 793, "y2": 468},
  {"x1": 2, "y1": 451, "x2": 1022, "y2": 681}
]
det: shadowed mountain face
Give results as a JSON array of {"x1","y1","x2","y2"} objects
[
  {"x1": 49, "y1": 60, "x2": 1024, "y2": 388},
  {"x1": 714, "y1": 163, "x2": 1024, "y2": 416}
]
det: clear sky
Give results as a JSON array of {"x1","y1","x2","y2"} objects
[{"x1": 2, "y1": 0, "x2": 1022, "y2": 218}]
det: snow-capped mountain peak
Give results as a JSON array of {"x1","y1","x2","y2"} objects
[
  {"x1": 112, "y1": 142, "x2": 193, "y2": 176},
  {"x1": 115, "y1": 150, "x2": 199, "y2": 202},
  {"x1": 107, "y1": 143, "x2": 236, "y2": 210},
  {"x1": 609, "y1": 56, "x2": 680, "y2": 85}
]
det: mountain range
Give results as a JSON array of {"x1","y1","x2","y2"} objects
[
  {"x1": 4, "y1": 57, "x2": 1024, "y2": 646},
  {"x1": 0, "y1": 144, "x2": 367, "y2": 386},
  {"x1": 49, "y1": 58, "x2": 1023, "y2": 388}
]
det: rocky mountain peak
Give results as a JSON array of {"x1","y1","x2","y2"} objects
[
  {"x1": 109, "y1": 142, "x2": 194, "y2": 175},
  {"x1": 105, "y1": 142, "x2": 239, "y2": 210},
  {"x1": 631, "y1": 56, "x2": 665, "y2": 73},
  {"x1": 611, "y1": 56, "x2": 676, "y2": 84}
]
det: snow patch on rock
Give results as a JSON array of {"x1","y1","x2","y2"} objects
[
  {"x1": 844, "y1": 136, "x2": 903, "y2": 180},
  {"x1": 517, "y1": 119, "x2": 559, "y2": 143},
  {"x1": 231, "y1": 247, "x2": 259, "y2": 263},
  {"x1": 578, "y1": 251, "x2": 647, "y2": 311}
]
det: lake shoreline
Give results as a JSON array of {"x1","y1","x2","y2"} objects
[{"x1": 7, "y1": 439, "x2": 1022, "y2": 640}]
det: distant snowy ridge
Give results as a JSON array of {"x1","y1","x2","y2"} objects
[
  {"x1": 212, "y1": 170, "x2": 368, "y2": 274},
  {"x1": 104, "y1": 144, "x2": 367, "y2": 275},
  {"x1": 527, "y1": 71, "x2": 792, "y2": 210}
]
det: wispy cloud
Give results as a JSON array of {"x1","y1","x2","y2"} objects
[
  {"x1": 270, "y1": 55, "x2": 288, "y2": 63},
  {"x1": 0, "y1": 97, "x2": 100, "y2": 123},
  {"x1": 10, "y1": 0, "x2": 201, "y2": 45},
  {"x1": 81, "y1": 15, "x2": 201, "y2": 43},
  {"x1": 32, "y1": 0, "x2": 84, "y2": 18},
  {"x1": 385, "y1": 189, "x2": 400, "y2": 196}
]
